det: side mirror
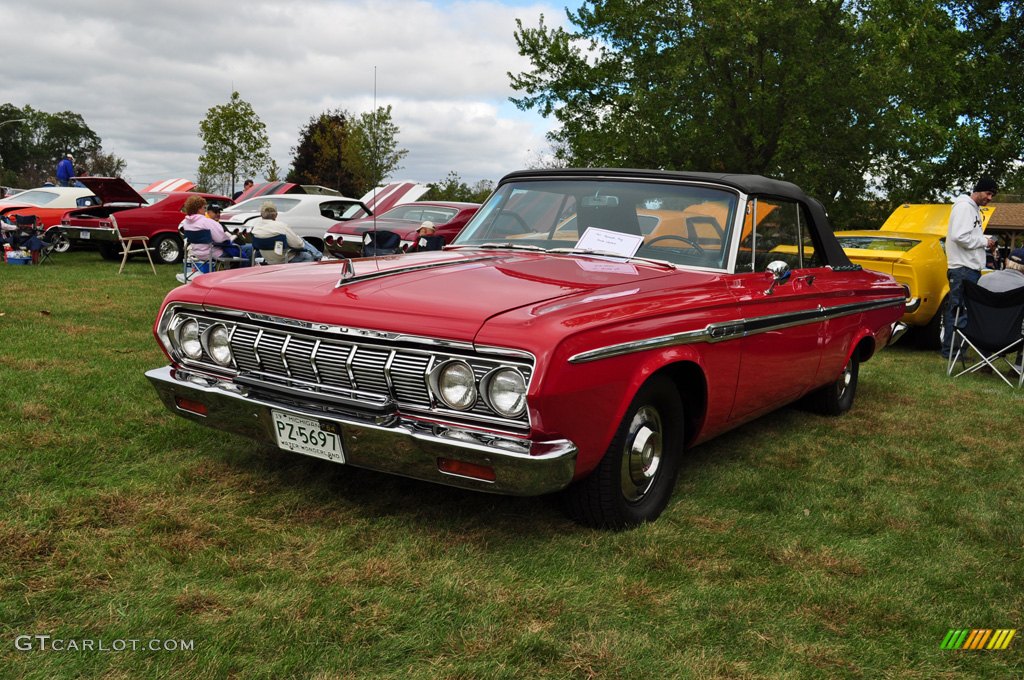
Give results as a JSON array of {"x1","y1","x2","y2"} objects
[{"x1": 764, "y1": 260, "x2": 791, "y2": 295}]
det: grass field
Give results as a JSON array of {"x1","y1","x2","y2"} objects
[{"x1": 1, "y1": 252, "x2": 1021, "y2": 679}]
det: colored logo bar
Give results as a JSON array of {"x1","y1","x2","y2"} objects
[{"x1": 941, "y1": 629, "x2": 1016, "y2": 650}]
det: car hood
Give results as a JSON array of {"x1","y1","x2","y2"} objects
[
  {"x1": 879, "y1": 203, "x2": 994, "y2": 236},
  {"x1": 172, "y1": 250, "x2": 691, "y2": 343},
  {"x1": 75, "y1": 176, "x2": 147, "y2": 205}
]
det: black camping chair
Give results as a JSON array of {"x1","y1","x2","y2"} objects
[
  {"x1": 413, "y1": 234, "x2": 446, "y2": 252},
  {"x1": 947, "y1": 280, "x2": 1024, "y2": 388},
  {"x1": 361, "y1": 230, "x2": 401, "y2": 257}
]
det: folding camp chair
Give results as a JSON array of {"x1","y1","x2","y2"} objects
[
  {"x1": 114, "y1": 223, "x2": 156, "y2": 275},
  {"x1": 412, "y1": 234, "x2": 446, "y2": 252},
  {"x1": 250, "y1": 234, "x2": 289, "y2": 265},
  {"x1": 946, "y1": 280, "x2": 1024, "y2": 388},
  {"x1": 361, "y1": 230, "x2": 401, "y2": 257}
]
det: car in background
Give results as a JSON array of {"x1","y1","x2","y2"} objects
[
  {"x1": 220, "y1": 193, "x2": 370, "y2": 252},
  {"x1": 835, "y1": 203, "x2": 994, "y2": 348},
  {"x1": 59, "y1": 177, "x2": 232, "y2": 264},
  {"x1": 146, "y1": 168, "x2": 905, "y2": 529},
  {"x1": 0, "y1": 186, "x2": 101, "y2": 231},
  {"x1": 323, "y1": 201, "x2": 481, "y2": 257}
]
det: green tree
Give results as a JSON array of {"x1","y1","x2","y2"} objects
[
  {"x1": 344, "y1": 106, "x2": 408, "y2": 195},
  {"x1": 198, "y1": 91, "x2": 272, "y2": 197},
  {"x1": 509, "y1": 1, "x2": 1021, "y2": 227},
  {"x1": 423, "y1": 171, "x2": 494, "y2": 203},
  {"x1": 287, "y1": 109, "x2": 360, "y2": 195},
  {"x1": 0, "y1": 104, "x2": 121, "y2": 187}
]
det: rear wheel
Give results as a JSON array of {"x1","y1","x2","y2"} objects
[
  {"x1": 803, "y1": 354, "x2": 859, "y2": 416},
  {"x1": 152, "y1": 234, "x2": 183, "y2": 264},
  {"x1": 914, "y1": 296, "x2": 946, "y2": 350},
  {"x1": 562, "y1": 375, "x2": 684, "y2": 529},
  {"x1": 98, "y1": 242, "x2": 119, "y2": 261}
]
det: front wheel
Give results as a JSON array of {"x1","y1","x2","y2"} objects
[
  {"x1": 561, "y1": 375, "x2": 684, "y2": 529},
  {"x1": 802, "y1": 353, "x2": 859, "y2": 416}
]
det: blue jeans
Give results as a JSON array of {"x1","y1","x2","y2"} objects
[
  {"x1": 289, "y1": 241, "x2": 323, "y2": 263},
  {"x1": 941, "y1": 267, "x2": 981, "y2": 358}
]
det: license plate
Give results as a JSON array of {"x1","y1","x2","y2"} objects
[
  {"x1": 271, "y1": 410, "x2": 345, "y2": 463},
  {"x1": 80, "y1": 230, "x2": 90, "y2": 239}
]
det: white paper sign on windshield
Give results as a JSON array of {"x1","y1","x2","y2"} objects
[{"x1": 575, "y1": 227, "x2": 643, "y2": 258}]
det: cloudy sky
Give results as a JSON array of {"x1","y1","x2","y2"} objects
[{"x1": 3, "y1": 0, "x2": 577, "y2": 189}]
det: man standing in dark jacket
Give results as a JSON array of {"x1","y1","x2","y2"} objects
[{"x1": 56, "y1": 154, "x2": 75, "y2": 186}]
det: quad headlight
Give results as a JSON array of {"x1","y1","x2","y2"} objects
[
  {"x1": 431, "y1": 360, "x2": 477, "y2": 410},
  {"x1": 481, "y1": 367, "x2": 527, "y2": 417},
  {"x1": 203, "y1": 324, "x2": 233, "y2": 366},
  {"x1": 176, "y1": 319, "x2": 202, "y2": 359}
]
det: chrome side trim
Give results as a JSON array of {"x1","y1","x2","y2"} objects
[{"x1": 569, "y1": 295, "x2": 906, "y2": 363}]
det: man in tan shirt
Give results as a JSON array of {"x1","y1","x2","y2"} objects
[{"x1": 249, "y1": 201, "x2": 323, "y2": 264}]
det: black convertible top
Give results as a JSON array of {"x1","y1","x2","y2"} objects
[{"x1": 499, "y1": 168, "x2": 852, "y2": 268}]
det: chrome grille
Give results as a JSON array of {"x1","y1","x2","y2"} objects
[{"x1": 167, "y1": 308, "x2": 533, "y2": 430}]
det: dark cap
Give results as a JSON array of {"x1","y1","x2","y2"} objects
[
  {"x1": 973, "y1": 176, "x2": 998, "y2": 194},
  {"x1": 1009, "y1": 247, "x2": 1024, "y2": 266},
  {"x1": 207, "y1": 204, "x2": 223, "y2": 213}
]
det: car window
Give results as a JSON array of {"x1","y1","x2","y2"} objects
[
  {"x1": 319, "y1": 200, "x2": 363, "y2": 221},
  {"x1": 836, "y1": 235, "x2": 920, "y2": 252},
  {"x1": 232, "y1": 196, "x2": 301, "y2": 213},
  {"x1": 142, "y1": 192, "x2": 169, "y2": 206},
  {"x1": 380, "y1": 205, "x2": 459, "y2": 223},
  {"x1": 740, "y1": 198, "x2": 823, "y2": 272},
  {"x1": 8, "y1": 190, "x2": 59, "y2": 206}
]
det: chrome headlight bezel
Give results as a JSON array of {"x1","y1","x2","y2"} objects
[
  {"x1": 480, "y1": 367, "x2": 527, "y2": 418},
  {"x1": 175, "y1": 318, "x2": 202, "y2": 360},
  {"x1": 203, "y1": 323, "x2": 234, "y2": 367},
  {"x1": 430, "y1": 360, "x2": 478, "y2": 411}
]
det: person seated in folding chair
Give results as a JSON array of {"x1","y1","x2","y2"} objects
[
  {"x1": 979, "y1": 247, "x2": 1024, "y2": 294},
  {"x1": 179, "y1": 195, "x2": 252, "y2": 278},
  {"x1": 408, "y1": 220, "x2": 446, "y2": 253},
  {"x1": 249, "y1": 201, "x2": 323, "y2": 265},
  {"x1": 979, "y1": 247, "x2": 1024, "y2": 372}
]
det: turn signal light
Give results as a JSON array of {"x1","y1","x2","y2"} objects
[{"x1": 437, "y1": 458, "x2": 496, "y2": 482}]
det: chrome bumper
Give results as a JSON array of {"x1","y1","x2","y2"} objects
[
  {"x1": 60, "y1": 226, "x2": 117, "y2": 242},
  {"x1": 145, "y1": 365, "x2": 577, "y2": 496}
]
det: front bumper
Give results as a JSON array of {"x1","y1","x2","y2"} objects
[{"x1": 146, "y1": 365, "x2": 577, "y2": 496}]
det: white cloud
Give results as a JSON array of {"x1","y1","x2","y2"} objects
[{"x1": 3, "y1": 0, "x2": 569, "y2": 188}]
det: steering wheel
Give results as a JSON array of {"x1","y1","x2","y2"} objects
[{"x1": 645, "y1": 234, "x2": 705, "y2": 255}]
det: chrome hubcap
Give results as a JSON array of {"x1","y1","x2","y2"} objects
[
  {"x1": 837, "y1": 361, "x2": 852, "y2": 399},
  {"x1": 159, "y1": 238, "x2": 180, "y2": 263},
  {"x1": 621, "y1": 405, "x2": 663, "y2": 502}
]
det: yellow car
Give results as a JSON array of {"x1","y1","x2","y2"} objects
[{"x1": 835, "y1": 203, "x2": 994, "y2": 348}]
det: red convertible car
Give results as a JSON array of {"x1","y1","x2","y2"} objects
[
  {"x1": 59, "y1": 177, "x2": 232, "y2": 264},
  {"x1": 146, "y1": 169, "x2": 906, "y2": 528}
]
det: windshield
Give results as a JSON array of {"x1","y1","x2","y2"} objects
[
  {"x1": 836, "y1": 235, "x2": 920, "y2": 252},
  {"x1": 452, "y1": 179, "x2": 739, "y2": 269}
]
